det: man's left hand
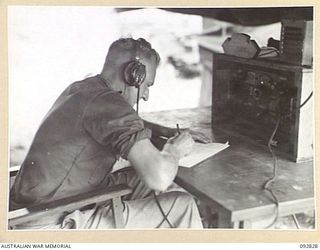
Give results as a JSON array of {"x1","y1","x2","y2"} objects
[{"x1": 186, "y1": 129, "x2": 212, "y2": 144}]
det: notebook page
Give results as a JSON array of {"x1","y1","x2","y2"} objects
[{"x1": 179, "y1": 142, "x2": 229, "y2": 168}]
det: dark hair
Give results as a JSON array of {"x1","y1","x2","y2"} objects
[{"x1": 108, "y1": 37, "x2": 161, "y2": 65}]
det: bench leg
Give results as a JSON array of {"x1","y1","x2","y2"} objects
[{"x1": 112, "y1": 197, "x2": 124, "y2": 228}]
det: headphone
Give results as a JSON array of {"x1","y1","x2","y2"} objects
[{"x1": 123, "y1": 59, "x2": 147, "y2": 88}]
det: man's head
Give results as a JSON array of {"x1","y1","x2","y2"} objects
[{"x1": 101, "y1": 38, "x2": 160, "y2": 106}]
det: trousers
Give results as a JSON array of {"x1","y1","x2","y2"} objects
[{"x1": 13, "y1": 168, "x2": 203, "y2": 229}]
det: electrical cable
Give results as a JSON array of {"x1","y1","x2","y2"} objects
[
  {"x1": 292, "y1": 214, "x2": 301, "y2": 229},
  {"x1": 282, "y1": 91, "x2": 313, "y2": 119},
  {"x1": 153, "y1": 191, "x2": 175, "y2": 228},
  {"x1": 299, "y1": 91, "x2": 313, "y2": 109},
  {"x1": 263, "y1": 117, "x2": 281, "y2": 229},
  {"x1": 262, "y1": 90, "x2": 313, "y2": 229},
  {"x1": 257, "y1": 48, "x2": 280, "y2": 57}
]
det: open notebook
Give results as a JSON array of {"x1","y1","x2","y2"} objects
[{"x1": 179, "y1": 142, "x2": 229, "y2": 168}]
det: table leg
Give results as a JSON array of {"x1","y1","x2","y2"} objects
[
  {"x1": 196, "y1": 199, "x2": 238, "y2": 228},
  {"x1": 112, "y1": 197, "x2": 125, "y2": 228},
  {"x1": 217, "y1": 209, "x2": 237, "y2": 228},
  {"x1": 239, "y1": 220, "x2": 252, "y2": 229}
]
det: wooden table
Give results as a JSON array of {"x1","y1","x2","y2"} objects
[{"x1": 141, "y1": 107, "x2": 314, "y2": 229}]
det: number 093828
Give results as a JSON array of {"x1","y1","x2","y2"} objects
[{"x1": 300, "y1": 244, "x2": 318, "y2": 248}]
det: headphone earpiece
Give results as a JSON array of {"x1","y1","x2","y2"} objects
[{"x1": 123, "y1": 59, "x2": 146, "y2": 88}]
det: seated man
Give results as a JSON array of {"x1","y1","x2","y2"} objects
[{"x1": 10, "y1": 38, "x2": 209, "y2": 229}]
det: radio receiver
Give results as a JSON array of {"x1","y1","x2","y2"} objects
[{"x1": 212, "y1": 53, "x2": 313, "y2": 162}]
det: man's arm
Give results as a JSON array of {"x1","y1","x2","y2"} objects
[
  {"x1": 127, "y1": 132, "x2": 194, "y2": 191},
  {"x1": 143, "y1": 120, "x2": 176, "y2": 138}
]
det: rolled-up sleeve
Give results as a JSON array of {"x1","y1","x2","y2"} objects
[{"x1": 82, "y1": 91, "x2": 151, "y2": 159}]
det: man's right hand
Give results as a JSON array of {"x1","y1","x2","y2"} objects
[{"x1": 166, "y1": 132, "x2": 195, "y2": 159}]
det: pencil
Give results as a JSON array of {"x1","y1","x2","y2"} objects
[{"x1": 176, "y1": 124, "x2": 181, "y2": 134}]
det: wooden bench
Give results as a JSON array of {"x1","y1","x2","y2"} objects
[{"x1": 8, "y1": 166, "x2": 132, "y2": 229}]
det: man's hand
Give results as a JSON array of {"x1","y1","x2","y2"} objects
[
  {"x1": 166, "y1": 131, "x2": 195, "y2": 158},
  {"x1": 185, "y1": 129, "x2": 212, "y2": 144}
]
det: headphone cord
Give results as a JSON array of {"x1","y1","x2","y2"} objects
[
  {"x1": 136, "y1": 86, "x2": 140, "y2": 114},
  {"x1": 135, "y1": 87, "x2": 175, "y2": 228}
]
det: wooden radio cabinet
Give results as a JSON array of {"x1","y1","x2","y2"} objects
[{"x1": 211, "y1": 53, "x2": 313, "y2": 162}]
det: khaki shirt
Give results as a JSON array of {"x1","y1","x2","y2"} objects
[{"x1": 10, "y1": 75, "x2": 151, "y2": 210}]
